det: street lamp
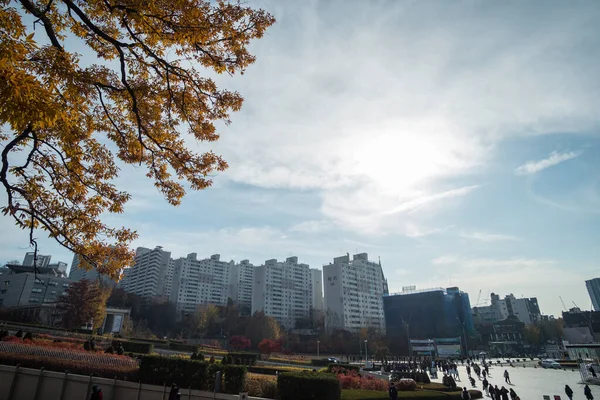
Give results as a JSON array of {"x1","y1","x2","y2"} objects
[
  {"x1": 364, "y1": 340, "x2": 368, "y2": 366},
  {"x1": 456, "y1": 317, "x2": 469, "y2": 357},
  {"x1": 317, "y1": 340, "x2": 320, "y2": 358}
]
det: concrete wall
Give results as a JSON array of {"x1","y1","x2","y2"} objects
[{"x1": 0, "y1": 365, "x2": 259, "y2": 400}]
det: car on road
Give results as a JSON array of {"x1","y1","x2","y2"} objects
[
  {"x1": 328, "y1": 357, "x2": 341, "y2": 364},
  {"x1": 541, "y1": 359, "x2": 561, "y2": 369}
]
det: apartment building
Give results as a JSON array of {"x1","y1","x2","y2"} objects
[
  {"x1": 586, "y1": 278, "x2": 600, "y2": 312},
  {"x1": 120, "y1": 246, "x2": 171, "y2": 300},
  {"x1": 252, "y1": 256, "x2": 311, "y2": 330},
  {"x1": 323, "y1": 253, "x2": 388, "y2": 332},
  {"x1": 169, "y1": 253, "x2": 235, "y2": 316},
  {"x1": 310, "y1": 268, "x2": 324, "y2": 311},
  {"x1": 473, "y1": 293, "x2": 542, "y2": 325},
  {"x1": 230, "y1": 259, "x2": 254, "y2": 313}
]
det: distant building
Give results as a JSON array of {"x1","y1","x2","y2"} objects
[
  {"x1": 230, "y1": 259, "x2": 254, "y2": 313},
  {"x1": 472, "y1": 293, "x2": 541, "y2": 326},
  {"x1": 477, "y1": 316, "x2": 525, "y2": 356},
  {"x1": 383, "y1": 287, "x2": 475, "y2": 348},
  {"x1": 0, "y1": 264, "x2": 72, "y2": 308},
  {"x1": 68, "y1": 254, "x2": 116, "y2": 287},
  {"x1": 22, "y1": 252, "x2": 52, "y2": 269},
  {"x1": 120, "y1": 246, "x2": 171, "y2": 300},
  {"x1": 252, "y1": 256, "x2": 312, "y2": 330},
  {"x1": 323, "y1": 253, "x2": 387, "y2": 332},
  {"x1": 586, "y1": 278, "x2": 600, "y2": 312},
  {"x1": 170, "y1": 253, "x2": 235, "y2": 316},
  {"x1": 562, "y1": 308, "x2": 600, "y2": 344},
  {"x1": 310, "y1": 268, "x2": 323, "y2": 311}
]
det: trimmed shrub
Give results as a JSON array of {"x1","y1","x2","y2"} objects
[
  {"x1": 245, "y1": 374, "x2": 277, "y2": 399},
  {"x1": 105, "y1": 346, "x2": 114, "y2": 354},
  {"x1": 391, "y1": 371, "x2": 430, "y2": 384},
  {"x1": 15, "y1": 330, "x2": 23, "y2": 338},
  {"x1": 226, "y1": 352, "x2": 258, "y2": 366},
  {"x1": 112, "y1": 340, "x2": 153, "y2": 354},
  {"x1": 24, "y1": 332, "x2": 34, "y2": 341},
  {"x1": 220, "y1": 365, "x2": 247, "y2": 394},
  {"x1": 278, "y1": 372, "x2": 341, "y2": 400},
  {"x1": 328, "y1": 364, "x2": 360, "y2": 373},
  {"x1": 247, "y1": 365, "x2": 309, "y2": 375},
  {"x1": 311, "y1": 358, "x2": 331, "y2": 367},
  {"x1": 168, "y1": 342, "x2": 199, "y2": 352},
  {"x1": 190, "y1": 352, "x2": 205, "y2": 361},
  {"x1": 139, "y1": 355, "x2": 208, "y2": 389}
]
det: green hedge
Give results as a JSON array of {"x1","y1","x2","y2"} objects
[
  {"x1": 327, "y1": 363, "x2": 360, "y2": 373},
  {"x1": 138, "y1": 356, "x2": 246, "y2": 394},
  {"x1": 278, "y1": 372, "x2": 341, "y2": 400},
  {"x1": 311, "y1": 358, "x2": 332, "y2": 367},
  {"x1": 390, "y1": 371, "x2": 431, "y2": 384},
  {"x1": 227, "y1": 352, "x2": 258, "y2": 366},
  {"x1": 168, "y1": 342, "x2": 199, "y2": 352},
  {"x1": 139, "y1": 356, "x2": 208, "y2": 389},
  {"x1": 112, "y1": 340, "x2": 154, "y2": 354}
]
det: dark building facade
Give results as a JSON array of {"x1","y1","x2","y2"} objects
[{"x1": 383, "y1": 287, "x2": 475, "y2": 354}]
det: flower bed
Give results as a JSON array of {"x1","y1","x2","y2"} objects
[
  {"x1": 0, "y1": 351, "x2": 138, "y2": 380},
  {"x1": 0, "y1": 342, "x2": 137, "y2": 367}
]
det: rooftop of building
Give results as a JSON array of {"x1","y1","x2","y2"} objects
[{"x1": 4, "y1": 264, "x2": 68, "y2": 278}]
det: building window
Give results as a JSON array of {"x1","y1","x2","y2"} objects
[
  {"x1": 29, "y1": 297, "x2": 40, "y2": 303},
  {"x1": 0, "y1": 289, "x2": 6, "y2": 294},
  {"x1": 62, "y1": 283, "x2": 69, "y2": 288},
  {"x1": 2, "y1": 281, "x2": 9, "y2": 286},
  {"x1": 31, "y1": 288, "x2": 43, "y2": 294}
]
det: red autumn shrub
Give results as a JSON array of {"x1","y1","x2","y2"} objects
[{"x1": 334, "y1": 369, "x2": 387, "y2": 391}]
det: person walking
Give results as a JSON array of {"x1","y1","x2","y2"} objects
[
  {"x1": 467, "y1": 365, "x2": 472, "y2": 377},
  {"x1": 565, "y1": 384, "x2": 574, "y2": 400},
  {"x1": 495, "y1": 385, "x2": 501, "y2": 400},
  {"x1": 482, "y1": 378, "x2": 489, "y2": 396},
  {"x1": 389, "y1": 382, "x2": 398, "y2": 400},
  {"x1": 90, "y1": 386, "x2": 103, "y2": 400},
  {"x1": 489, "y1": 384, "x2": 495, "y2": 399},
  {"x1": 584, "y1": 384, "x2": 594, "y2": 400},
  {"x1": 500, "y1": 386, "x2": 509, "y2": 400},
  {"x1": 503, "y1": 369, "x2": 511, "y2": 385},
  {"x1": 169, "y1": 384, "x2": 181, "y2": 400},
  {"x1": 509, "y1": 388, "x2": 518, "y2": 400},
  {"x1": 462, "y1": 387, "x2": 471, "y2": 400}
]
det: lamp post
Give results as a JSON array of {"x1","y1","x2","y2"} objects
[
  {"x1": 364, "y1": 340, "x2": 368, "y2": 366},
  {"x1": 317, "y1": 340, "x2": 320, "y2": 358},
  {"x1": 456, "y1": 317, "x2": 469, "y2": 357}
]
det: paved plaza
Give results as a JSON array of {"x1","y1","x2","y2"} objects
[{"x1": 429, "y1": 363, "x2": 600, "y2": 399}]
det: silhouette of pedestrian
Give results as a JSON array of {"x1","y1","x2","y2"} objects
[
  {"x1": 169, "y1": 384, "x2": 181, "y2": 400},
  {"x1": 503, "y1": 370, "x2": 511, "y2": 385},
  {"x1": 584, "y1": 384, "x2": 594, "y2": 400},
  {"x1": 90, "y1": 385, "x2": 103, "y2": 400},
  {"x1": 565, "y1": 384, "x2": 574, "y2": 400},
  {"x1": 389, "y1": 382, "x2": 398, "y2": 400}
]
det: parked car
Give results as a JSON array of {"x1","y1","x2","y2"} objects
[{"x1": 541, "y1": 359, "x2": 561, "y2": 369}]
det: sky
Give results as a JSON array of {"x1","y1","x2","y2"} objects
[{"x1": 1, "y1": 0, "x2": 600, "y2": 317}]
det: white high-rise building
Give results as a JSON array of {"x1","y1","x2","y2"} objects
[
  {"x1": 170, "y1": 253, "x2": 235, "y2": 315},
  {"x1": 252, "y1": 256, "x2": 311, "y2": 330},
  {"x1": 323, "y1": 253, "x2": 387, "y2": 332},
  {"x1": 120, "y1": 246, "x2": 171, "y2": 300},
  {"x1": 230, "y1": 259, "x2": 254, "y2": 313},
  {"x1": 310, "y1": 268, "x2": 324, "y2": 311},
  {"x1": 164, "y1": 259, "x2": 176, "y2": 299}
]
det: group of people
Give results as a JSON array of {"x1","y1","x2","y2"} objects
[{"x1": 565, "y1": 384, "x2": 595, "y2": 400}]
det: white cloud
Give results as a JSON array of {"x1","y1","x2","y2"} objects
[
  {"x1": 432, "y1": 254, "x2": 556, "y2": 269},
  {"x1": 515, "y1": 151, "x2": 581, "y2": 175},
  {"x1": 209, "y1": 1, "x2": 600, "y2": 232},
  {"x1": 404, "y1": 223, "x2": 453, "y2": 238},
  {"x1": 289, "y1": 220, "x2": 332, "y2": 233},
  {"x1": 459, "y1": 231, "x2": 518, "y2": 242}
]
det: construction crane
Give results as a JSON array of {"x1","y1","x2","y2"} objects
[{"x1": 559, "y1": 296, "x2": 567, "y2": 311}]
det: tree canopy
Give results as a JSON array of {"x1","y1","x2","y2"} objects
[
  {"x1": 0, "y1": 0, "x2": 275, "y2": 279},
  {"x1": 56, "y1": 279, "x2": 107, "y2": 329}
]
